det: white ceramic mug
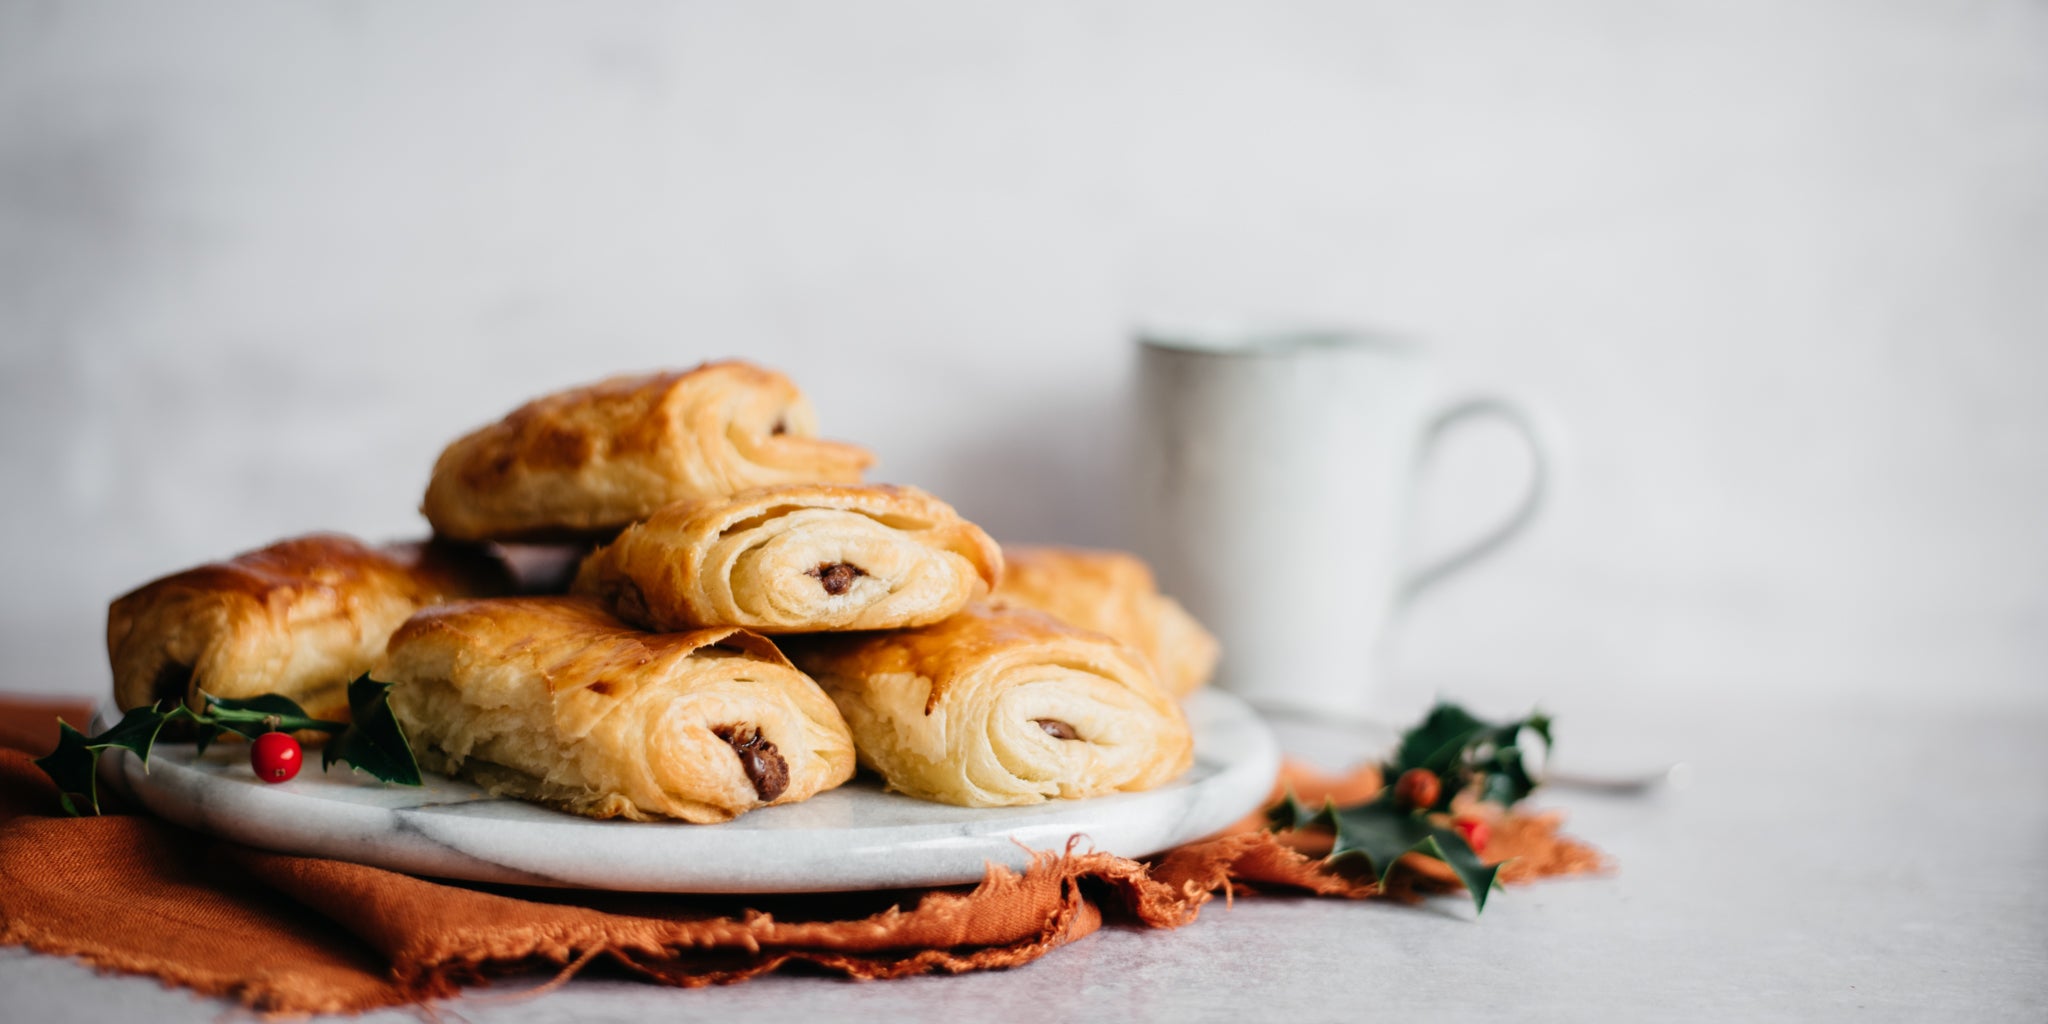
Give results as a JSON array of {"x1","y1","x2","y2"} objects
[{"x1": 1131, "y1": 327, "x2": 1549, "y2": 724}]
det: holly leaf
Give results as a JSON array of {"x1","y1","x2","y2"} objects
[
  {"x1": 1267, "y1": 701, "x2": 1548, "y2": 914},
  {"x1": 191, "y1": 723, "x2": 226, "y2": 757},
  {"x1": 1468, "y1": 711, "x2": 1550, "y2": 807},
  {"x1": 1386, "y1": 703, "x2": 1553, "y2": 811},
  {"x1": 1325, "y1": 796, "x2": 1439, "y2": 886},
  {"x1": 1265, "y1": 789, "x2": 1336, "y2": 833},
  {"x1": 1422, "y1": 825, "x2": 1503, "y2": 914},
  {"x1": 322, "y1": 676, "x2": 421, "y2": 786},
  {"x1": 1309, "y1": 797, "x2": 1504, "y2": 914},
  {"x1": 200, "y1": 692, "x2": 345, "y2": 741},
  {"x1": 34, "y1": 703, "x2": 202, "y2": 815},
  {"x1": 34, "y1": 721, "x2": 101, "y2": 816},
  {"x1": 90, "y1": 702, "x2": 186, "y2": 762},
  {"x1": 1393, "y1": 703, "x2": 1492, "y2": 778}
]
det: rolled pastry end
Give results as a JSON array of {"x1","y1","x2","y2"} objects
[
  {"x1": 790, "y1": 603, "x2": 1194, "y2": 807},
  {"x1": 577, "y1": 483, "x2": 1003, "y2": 634}
]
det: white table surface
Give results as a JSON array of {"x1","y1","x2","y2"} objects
[{"x1": 3, "y1": 691, "x2": 2044, "y2": 1023}]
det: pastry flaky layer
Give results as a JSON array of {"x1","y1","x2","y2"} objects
[
  {"x1": 992, "y1": 545, "x2": 1219, "y2": 699},
  {"x1": 107, "y1": 534, "x2": 514, "y2": 722},
  {"x1": 785, "y1": 603, "x2": 1194, "y2": 808},
  {"x1": 574, "y1": 483, "x2": 1003, "y2": 634},
  {"x1": 384, "y1": 596, "x2": 856, "y2": 823},
  {"x1": 422, "y1": 361, "x2": 875, "y2": 542}
]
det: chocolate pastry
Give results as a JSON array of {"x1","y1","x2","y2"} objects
[
  {"x1": 384, "y1": 596, "x2": 855, "y2": 823},
  {"x1": 107, "y1": 534, "x2": 513, "y2": 722},
  {"x1": 422, "y1": 362, "x2": 873, "y2": 542},
  {"x1": 785, "y1": 603, "x2": 1193, "y2": 807},
  {"x1": 993, "y1": 545, "x2": 1219, "y2": 699},
  {"x1": 574, "y1": 483, "x2": 1001, "y2": 634}
]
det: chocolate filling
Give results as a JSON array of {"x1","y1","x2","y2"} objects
[
  {"x1": 603, "y1": 577, "x2": 651, "y2": 624},
  {"x1": 1034, "y1": 718, "x2": 1080, "y2": 741},
  {"x1": 806, "y1": 561, "x2": 867, "y2": 596},
  {"x1": 771, "y1": 417, "x2": 788, "y2": 436},
  {"x1": 713, "y1": 725, "x2": 789, "y2": 802},
  {"x1": 151, "y1": 662, "x2": 194, "y2": 706}
]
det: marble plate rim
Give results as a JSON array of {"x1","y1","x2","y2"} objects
[{"x1": 100, "y1": 689, "x2": 1280, "y2": 893}]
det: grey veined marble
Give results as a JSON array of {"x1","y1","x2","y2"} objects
[{"x1": 101, "y1": 690, "x2": 1279, "y2": 893}]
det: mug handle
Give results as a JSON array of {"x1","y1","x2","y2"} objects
[{"x1": 1398, "y1": 396, "x2": 1551, "y2": 606}]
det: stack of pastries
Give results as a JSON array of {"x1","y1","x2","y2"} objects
[{"x1": 108, "y1": 361, "x2": 1218, "y2": 822}]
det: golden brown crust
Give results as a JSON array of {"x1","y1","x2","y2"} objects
[
  {"x1": 421, "y1": 362, "x2": 874, "y2": 541},
  {"x1": 106, "y1": 534, "x2": 514, "y2": 722},
  {"x1": 384, "y1": 596, "x2": 855, "y2": 823},
  {"x1": 575, "y1": 483, "x2": 1003, "y2": 634},
  {"x1": 992, "y1": 545, "x2": 1219, "y2": 698},
  {"x1": 786, "y1": 603, "x2": 1193, "y2": 807}
]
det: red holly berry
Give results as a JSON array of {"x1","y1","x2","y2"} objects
[
  {"x1": 251, "y1": 731, "x2": 303, "y2": 784},
  {"x1": 1394, "y1": 768, "x2": 1442, "y2": 810},
  {"x1": 1453, "y1": 816, "x2": 1491, "y2": 854}
]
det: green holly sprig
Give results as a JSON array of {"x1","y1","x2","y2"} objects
[
  {"x1": 35, "y1": 675, "x2": 421, "y2": 816},
  {"x1": 1266, "y1": 702, "x2": 1553, "y2": 914}
]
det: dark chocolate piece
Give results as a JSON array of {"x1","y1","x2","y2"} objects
[
  {"x1": 1034, "y1": 718, "x2": 1080, "y2": 741},
  {"x1": 806, "y1": 561, "x2": 867, "y2": 596},
  {"x1": 714, "y1": 725, "x2": 790, "y2": 802}
]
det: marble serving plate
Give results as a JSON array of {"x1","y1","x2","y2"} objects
[{"x1": 99, "y1": 689, "x2": 1279, "y2": 893}]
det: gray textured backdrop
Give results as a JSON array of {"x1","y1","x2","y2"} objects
[{"x1": 4, "y1": 1, "x2": 2044, "y2": 718}]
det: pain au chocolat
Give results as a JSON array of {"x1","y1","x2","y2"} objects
[
  {"x1": 422, "y1": 362, "x2": 874, "y2": 542},
  {"x1": 108, "y1": 534, "x2": 514, "y2": 722},
  {"x1": 384, "y1": 596, "x2": 856, "y2": 823},
  {"x1": 992, "y1": 545, "x2": 1218, "y2": 699},
  {"x1": 574, "y1": 483, "x2": 1002, "y2": 634},
  {"x1": 785, "y1": 602, "x2": 1193, "y2": 808}
]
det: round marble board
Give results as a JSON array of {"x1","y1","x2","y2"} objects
[{"x1": 101, "y1": 689, "x2": 1279, "y2": 893}]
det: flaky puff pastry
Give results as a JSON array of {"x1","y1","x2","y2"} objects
[
  {"x1": 422, "y1": 362, "x2": 875, "y2": 542},
  {"x1": 574, "y1": 484, "x2": 1002, "y2": 634},
  {"x1": 786, "y1": 603, "x2": 1193, "y2": 807},
  {"x1": 108, "y1": 534, "x2": 514, "y2": 722},
  {"x1": 385, "y1": 597, "x2": 855, "y2": 823},
  {"x1": 993, "y1": 545, "x2": 1219, "y2": 699}
]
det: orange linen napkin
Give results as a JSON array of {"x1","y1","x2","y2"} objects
[{"x1": 0, "y1": 698, "x2": 1602, "y2": 1015}]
